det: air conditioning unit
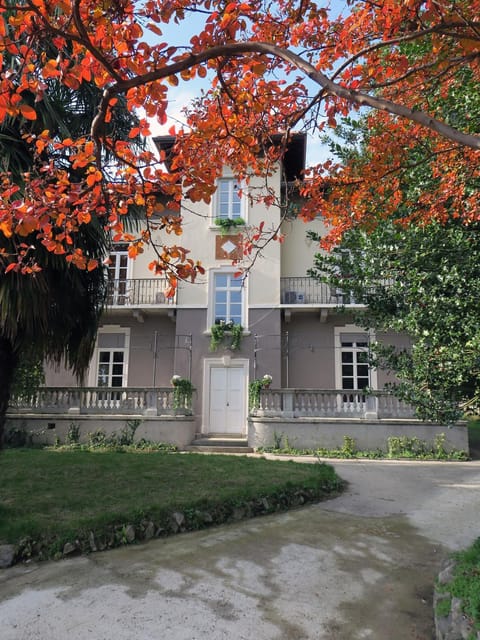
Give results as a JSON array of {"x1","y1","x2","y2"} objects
[{"x1": 283, "y1": 291, "x2": 306, "y2": 304}]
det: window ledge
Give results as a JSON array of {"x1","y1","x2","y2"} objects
[
  {"x1": 208, "y1": 224, "x2": 246, "y2": 232},
  {"x1": 203, "y1": 330, "x2": 251, "y2": 336}
]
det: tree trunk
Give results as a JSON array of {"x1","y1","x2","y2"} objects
[{"x1": 0, "y1": 336, "x2": 16, "y2": 449}]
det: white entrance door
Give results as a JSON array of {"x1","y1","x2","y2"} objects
[{"x1": 209, "y1": 367, "x2": 246, "y2": 434}]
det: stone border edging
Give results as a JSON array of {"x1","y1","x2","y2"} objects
[
  {"x1": 0, "y1": 480, "x2": 344, "y2": 568},
  {"x1": 434, "y1": 560, "x2": 479, "y2": 640}
]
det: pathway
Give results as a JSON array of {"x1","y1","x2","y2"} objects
[{"x1": 1, "y1": 459, "x2": 480, "y2": 639}]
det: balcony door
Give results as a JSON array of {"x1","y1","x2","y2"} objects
[
  {"x1": 107, "y1": 245, "x2": 129, "y2": 305},
  {"x1": 335, "y1": 326, "x2": 377, "y2": 414}
]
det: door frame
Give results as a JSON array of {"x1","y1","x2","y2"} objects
[
  {"x1": 202, "y1": 356, "x2": 249, "y2": 435},
  {"x1": 334, "y1": 324, "x2": 377, "y2": 414}
]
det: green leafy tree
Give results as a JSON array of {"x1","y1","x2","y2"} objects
[
  {"x1": 309, "y1": 60, "x2": 479, "y2": 424},
  {"x1": 309, "y1": 220, "x2": 480, "y2": 424}
]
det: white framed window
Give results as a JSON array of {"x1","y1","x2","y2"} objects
[
  {"x1": 340, "y1": 336, "x2": 370, "y2": 390},
  {"x1": 209, "y1": 270, "x2": 245, "y2": 327},
  {"x1": 89, "y1": 327, "x2": 130, "y2": 388},
  {"x1": 215, "y1": 178, "x2": 243, "y2": 220},
  {"x1": 107, "y1": 244, "x2": 131, "y2": 305},
  {"x1": 334, "y1": 325, "x2": 377, "y2": 391}
]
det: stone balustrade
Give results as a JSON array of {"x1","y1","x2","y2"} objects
[
  {"x1": 254, "y1": 389, "x2": 415, "y2": 419},
  {"x1": 9, "y1": 387, "x2": 192, "y2": 416}
]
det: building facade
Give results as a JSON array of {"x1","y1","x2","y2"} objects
[{"x1": 43, "y1": 134, "x2": 411, "y2": 437}]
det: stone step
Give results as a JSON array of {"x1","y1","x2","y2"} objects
[
  {"x1": 184, "y1": 445, "x2": 254, "y2": 454},
  {"x1": 185, "y1": 435, "x2": 253, "y2": 454}
]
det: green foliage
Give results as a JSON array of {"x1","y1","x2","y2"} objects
[
  {"x1": 4, "y1": 425, "x2": 48, "y2": 448},
  {"x1": 387, "y1": 436, "x2": 428, "y2": 458},
  {"x1": 340, "y1": 435, "x2": 357, "y2": 457},
  {"x1": 312, "y1": 72, "x2": 480, "y2": 425},
  {"x1": 53, "y1": 427, "x2": 176, "y2": 453},
  {"x1": 116, "y1": 419, "x2": 141, "y2": 446},
  {"x1": 230, "y1": 323, "x2": 243, "y2": 351},
  {"x1": 435, "y1": 597, "x2": 451, "y2": 618},
  {"x1": 66, "y1": 422, "x2": 80, "y2": 445},
  {"x1": 10, "y1": 348, "x2": 45, "y2": 402},
  {"x1": 171, "y1": 377, "x2": 195, "y2": 410},
  {"x1": 249, "y1": 375, "x2": 273, "y2": 409},
  {"x1": 259, "y1": 434, "x2": 467, "y2": 460},
  {"x1": 4, "y1": 427, "x2": 27, "y2": 448},
  {"x1": 309, "y1": 220, "x2": 480, "y2": 423},
  {"x1": 437, "y1": 538, "x2": 480, "y2": 630},
  {"x1": 468, "y1": 418, "x2": 480, "y2": 458},
  {"x1": 214, "y1": 217, "x2": 245, "y2": 235},
  {"x1": 210, "y1": 321, "x2": 243, "y2": 351},
  {"x1": 273, "y1": 431, "x2": 284, "y2": 449},
  {"x1": 249, "y1": 380, "x2": 265, "y2": 409},
  {"x1": 86, "y1": 429, "x2": 111, "y2": 449}
]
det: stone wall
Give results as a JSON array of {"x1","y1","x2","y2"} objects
[
  {"x1": 248, "y1": 417, "x2": 469, "y2": 454},
  {"x1": 5, "y1": 413, "x2": 197, "y2": 449}
]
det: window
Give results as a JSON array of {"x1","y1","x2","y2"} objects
[
  {"x1": 95, "y1": 331, "x2": 128, "y2": 388},
  {"x1": 340, "y1": 336, "x2": 370, "y2": 390},
  {"x1": 334, "y1": 326, "x2": 377, "y2": 411},
  {"x1": 216, "y1": 178, "x2": 242, "y2": 220},
  {"x1": 97, "y1": 350, "x2": 125, "y2": 388},
  {"x1": 213, "y1": 272, "x2": 244, "y2": 326},
  {"x1": 107, "y1": 245, "x2": 129, "y2": 305}
]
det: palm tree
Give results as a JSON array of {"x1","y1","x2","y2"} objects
[{"x1": 0, "y1": 75, "x2": 144, "y2": 446}]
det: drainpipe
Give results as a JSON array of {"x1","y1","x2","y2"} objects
[
  {"x1": 284, "y1": 331, "x2": 289, "y2": 388},
  {"x1": 187, "y1": 334, "x2": 192, "y2": 381},
  {"x1": 152, "y1": 330, "x2": 158, "y2": 387}
]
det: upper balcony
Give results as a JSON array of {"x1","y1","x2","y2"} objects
[
  {"x1": 106, "y1": 278, "x2": 176, "y2": 309},
  {"x1": 280, "y1": 277, "x2": 363, "y2": 307}
]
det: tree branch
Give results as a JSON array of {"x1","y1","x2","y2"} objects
[{"x1": 104, "y1": 42, "x2": 480, "y2": 150}]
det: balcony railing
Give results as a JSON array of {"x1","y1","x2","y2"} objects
[
  {"x1": 280, "y1": 277, "x2": 360, "y2": 305},
  {"x1": 9, "y1": 387, "x2": 192, "y2": 416},
  {"x1": 9, "y1": 387, "x2": 414, "y2": 420},
  {"x1": 106, "y1": 278, "x2": 176, "y2": 307},
  {"x1": 254, "y1": 389, "x2": 415, "y2": 419}
]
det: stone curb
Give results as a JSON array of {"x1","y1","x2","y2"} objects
[
  {"x1": 3, "y1": 480, "x2": 344, "y2": 567},
  {"x1": 434, "y1": 560, "x2": 480, "y2": 640}
]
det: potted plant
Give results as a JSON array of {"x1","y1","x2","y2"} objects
[
  {"x1": 170, "y1": 376, "x2": 195, "y2": 412},
  {"x1": 249, "y1": 375, "x2": 273, "y2": 410},
  {"x1": 214, "y1": 217, "x2": 245, "y2": 235},
  {"x1": 210, "y1": 320, "x2": 244, "y2": 351}
]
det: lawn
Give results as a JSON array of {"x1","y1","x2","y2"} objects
[{"x1": 0, "y1": 449, "x2": 342, "y2": 561}]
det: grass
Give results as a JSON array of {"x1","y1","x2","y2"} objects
[
  {"x1": 0, "y1": 449, "x2": 342, "y2": 560},
  {"x1": 437, "y1": 537, "x2": 480, "y2": 630}
]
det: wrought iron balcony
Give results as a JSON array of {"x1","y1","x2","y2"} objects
[
  {"x1": 280, "y1": 277, "x2": 360, "y2": 305},
  {"x1": 106, "y1": 278, "x2": 176, "y2": 307}
]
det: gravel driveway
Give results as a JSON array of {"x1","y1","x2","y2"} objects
[{"x1": 1, "y1": 459, "x2": 480, "y2": 640}]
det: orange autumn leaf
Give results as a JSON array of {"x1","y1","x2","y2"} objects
[
  {"x1": 87, "y1": 258, "x2": 98, "y2": 271},
  {"x1": 19, "y1": 104, "x2": 37, "y2": 120}
]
